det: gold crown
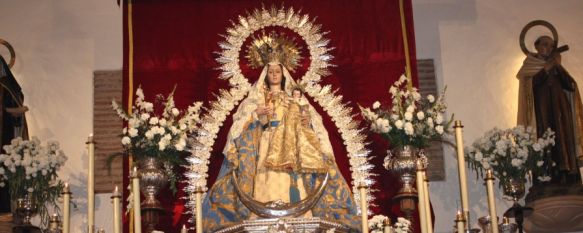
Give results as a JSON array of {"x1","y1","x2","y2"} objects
[{"x1": 246, "y1": 31, "x2": 302, "y2": 72}]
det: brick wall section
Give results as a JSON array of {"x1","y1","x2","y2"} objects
[
  {"x1": 93, "y1": 70, "x2": 123, "y2": 193},
  {"x1": 417, "y1": 59, "x2": 445, "y2": 181}
]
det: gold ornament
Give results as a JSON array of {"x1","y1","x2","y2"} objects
[{"x1": 246, "y1": 31, "x2": 302, "y2": 72}]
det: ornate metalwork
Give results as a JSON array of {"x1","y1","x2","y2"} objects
[
  {"x1": 185, "y1": 4, "x2": 375, "y2": 222},
  {"x1": 231, "y1": 170, "x2": 328, "y2": 218},
  {"x1": 215, "y1": 217, "x2": 350, "y2": 233}
]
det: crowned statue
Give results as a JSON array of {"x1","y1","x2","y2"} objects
[{"x1": 201, "y1": 32, "x2": 361, "y2": 232}]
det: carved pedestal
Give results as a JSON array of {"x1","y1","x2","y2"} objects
[
  {"x1": 215, "y1": 217, "x2": 351, "y2": 233},
  {"x1": 524, "y1": 195, "x2": 583, "y2": 233}
]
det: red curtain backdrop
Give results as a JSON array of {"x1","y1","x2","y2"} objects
[{"x1": 122, "y1": 0, "x2": 419, "y2": 232}]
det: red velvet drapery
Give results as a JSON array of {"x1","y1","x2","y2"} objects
[{"x1": 122, "y1": 1, "x2": 419, "y2": 232}]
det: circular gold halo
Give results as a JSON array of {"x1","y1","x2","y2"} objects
[
  {"x1": 0, "y1": 39, "x2": 16, "y2": 68},
  {"x1": 519, "y1": 20, "x2": 558, "y2": 55}
]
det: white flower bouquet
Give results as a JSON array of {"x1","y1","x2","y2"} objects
[
  {"x1": 368, "y1": 215, "x2": 411, "y2": 233},
  {"x1": 111, "y1": 86, "x2": 202, "y2": 192},
  {"x1": 0, "y1": 137, "x2": 67, "y2": 227},
  {"x1": 360, "y1": 74, "x2": 452, "y2": 149},
  {"x1": 465, "y1": 126, "x2": 555, "y2": 186}
]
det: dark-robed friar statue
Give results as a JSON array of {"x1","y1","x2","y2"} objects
[
  {"x1": 517, "y1": 34, "x2": 583, "y2": 184},
  {"x1": 0, "y1": 54, "x2": 29, "y2": 213}
]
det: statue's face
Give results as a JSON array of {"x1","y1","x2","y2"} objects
[
  {"x1": 292, "y1": 90, "x2": 301, "y2": 98},
  {"x1": 535, "y1": 36, "x2": 554, "y2": 58},
  {"x1": 267, "y1": 64, "x2": 283, "y2": 86}
]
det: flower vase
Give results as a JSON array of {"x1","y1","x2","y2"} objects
[
  {"x1": 502, "y1": 178, "x2": 532, "y2": 233},
  {"x1": 137, "y1": 156, "x2": 169, "y2": 232},
  {"x1": 503, "y1": 178, "x2": 526, "y2": 205},
  {"x1": 384, "y1": 145, "x2": 420, "y2": 219}
]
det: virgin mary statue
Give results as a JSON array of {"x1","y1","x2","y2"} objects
[{"x1": 202, "y1": 33, "x2": 361, "y2": 231}]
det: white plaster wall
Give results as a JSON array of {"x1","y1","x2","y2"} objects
[
  {"x1": 0, "y1": 0, "x2": 122, "y2": 232},
  {"x1": 2, "y1": 0, "x2": 583, "y2": 232},
  {"x1": 412, "y1": 0, "x2": 583, "y2": 232}
]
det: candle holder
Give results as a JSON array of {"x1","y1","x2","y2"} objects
[
  {"x1": 478, "y1": 215, "x2": 498, "y2": 233},
  {"x1": 46, "y1": 214, "x2": 62, "y2": 233},
  {"x1": 498, "y1": 217, "x2": 517, "y2": 233}
]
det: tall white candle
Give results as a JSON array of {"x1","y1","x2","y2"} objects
[
  {"x1": 359, "y1": 186, "x2": 369, "y2": 233},
  {"x1": 423, "y1": 173, "x2": 433, "y2": 233},
  {"x1": 62, "y1": 183, "x2": 71, "y2": 233},
  {"x1": 111, "y1": 186, "x2": 122, "y2": 233},
  {"x1": 485, "y1": 170, "x2": 499, "y2": 233},
  {"x1": 416, "y1": 161, "x2": 428, "y2": 233},
  {"x1": 132, "y1": 167, "x2": 142, "y2": 233},
  {"x1": 195, "y1": 187, "x2": 203, "y2": 233},
  {"x1": 87, "y1": 134, "x2": 95, "y2": 233},
  {"x1": 454, "y1": 121, "x2": 470, "y2": 222}
]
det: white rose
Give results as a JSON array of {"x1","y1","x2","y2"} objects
[
  {"x1": 389, "y1": 86, "x2": 398, "y2": 95},
  {"x1": 404, "y1": 122, "x2": 414, "y2": 135},
  {"x1": 416, "y1": 111, "x2": 425, "y2": 120},
  {"x1": 426, "y1": 117, "x2": 434, "y2": 128},
  {"x1": 372, "y1": 101, "x2": 381, "y2": 110},
  {"x1": 159, "y1": 118, "x2": 167, "y2": 126},
  {"x1": 121, "y1": 136, "x2": 131, "y2": 145},
  {"x1": 145, "y1": 130, "x2": 154, "y2": 139},
  {"x1": 412, "y1": 92, "x2": 421, "y2": 101},
  {"x1": 511, "y1": 158, "x2": 523, "y2": 168},
  {"x1": 474, "y1": 151, "x2": 483, "y2": 161},
  {"x1": 128, "y1": 128, "x2": 138, "y2": 137},
  {"x1": 122, "y1": 127, "x2": 128, "y2": 134},
  {"x1": 395, "y1": 120, "x2": 404, "y2": 129},
  {"x1": 427, "y1": 95, "x2": 435, "y2": 103},
  {"x1": 406, "y1": 105, "x2": 415, "y2": 113},
  {"x1": 143, "y1": 102, "x2": 154, "y2": 112},
  {"x1": 379, "y1": 119, "x2": 391, "y2": 133},
  {"x1": 404, "y1": 112, "x2": 413, "y2": 121},
  {"x1": 532, "y1": 143, "x2": 541, "y2": 152},
  {"x1": 149, "y1": 117, "x2": 159, "y2": 125},
  {"x1": 0, "y1": 167, "x2": 4, "y2": 175},
  {"x1": 537, "y1": 161, "x2": 544, "y2": 167},
  {"x1": 435, "y1": 114, "x2": 443, "y2": 124},
  {"x1": 391, "y1": 114, "x2": 399, "y2": 120},
  {"x1": 435, "y1": 125, "x2": 444, "y2": 135},
  {"x1": 140, "y1": 113, "x2": 150, "y2": 121},
  {"x1": 172, "y1": 108, "x2": 180, "y2": 116},
  {"x1": 0, "y1": 182, "x2": 4, "y2": 187},
  {"x1": 158, "y1": 141, "x2": 168, "y2": 151},
  {"x1": 27, "y1": 187, "x2": 34, "y2": 193}
]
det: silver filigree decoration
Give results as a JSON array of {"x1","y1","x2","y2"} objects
[{"x1": 185, "y1": 4, "x2": 375, "y2": 222}]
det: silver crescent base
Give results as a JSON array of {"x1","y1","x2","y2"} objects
[{"x1": 215, "y1": 217, "x2": 351, "y2": 233}]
